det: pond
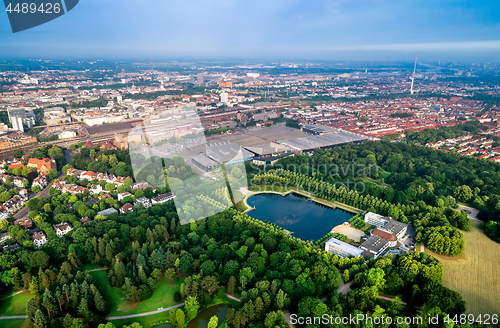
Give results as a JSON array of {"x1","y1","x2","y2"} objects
[
  {"x1": 246, "y1": 192, "x2": 353, "y2": 241},
  {"x1": 186, "y1": 304, "x2": 228, "y2": 328}
]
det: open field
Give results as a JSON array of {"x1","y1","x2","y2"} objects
[
  {"x1": 426, "y1": 220, "x2": 500, "y2": 319},
  {"x1": 109, "y1": 309, "x2": 173, "y2": 328},
  {"x1": 90, "y1": 270, "x2": 182, "y2": 317},
  {"x1": 332, "y1": 224, "x2": 366, "y2": 242},
  {"x1": 109, "y1": 289, "x2": 239, "y2": 328},
  {"x1": 0, "y1": 319, "x2": 28, "y2": 328},
  {"x1": 0, "y1": 291, "x2": 30, "y2": 317}
]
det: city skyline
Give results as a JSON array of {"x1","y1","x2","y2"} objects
[{"x1": 0, "y1": 0, "x2": 500, "y2": 62}]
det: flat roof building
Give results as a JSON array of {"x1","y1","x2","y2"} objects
[
  {"x1": 192, "y1": 154, "x2": 219, "y2": 172},
  {"x1": 301, "y1": 124, "x2": 338, "y2": 135},
  {"x1": 97, "y1": 208, "x2": 118, "y2": 217},
  {"x1": 244, "y1": 142, "x2": 295, "y2": 166},
  {"x1": 364, "y1": 212, "x2": 389, "y2": 227},
  {"x1": 280, "y1": 130, "x2": 368, "y2": 152},
  {"x1": 325, "y1": 237, "x2": 364, "y2": 258}
]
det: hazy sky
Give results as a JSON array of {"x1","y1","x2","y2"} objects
[{"x1": 1, "y1": 0, "x2": 500, "y2": 62}]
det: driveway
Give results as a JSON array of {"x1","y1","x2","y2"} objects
[{"x1": 457, "y1": 204, "x2": 479, "y2": 220}]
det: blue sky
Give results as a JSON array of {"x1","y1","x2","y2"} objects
[{"x1": 1, "y1": 0, "x2": 500, "y2": 61}]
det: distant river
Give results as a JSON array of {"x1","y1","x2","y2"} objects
[{"x1": 246, "y1": 192, "x2": 353, "y2": 241}]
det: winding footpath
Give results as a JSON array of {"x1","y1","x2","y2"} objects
[
  {"x1": 106, "y1": 303, "x2": 184, "y2": 320},
  {"x1": 0, "y1": 290, "x2": 25, "y2": 301}
]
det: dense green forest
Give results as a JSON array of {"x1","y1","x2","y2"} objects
[
  {"x1": 0, "y1": 143, "x2": 483, "y2": 327},
  {"x1": 0, "y1": 193, "x2": 478, "y2": 328},
  {"x1": 405, "y1": 120, "x2": 482, "y2": 144}
]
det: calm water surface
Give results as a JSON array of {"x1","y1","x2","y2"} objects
[{"x1": 246, "y1": 192, "x2": 353, "y2": 241}]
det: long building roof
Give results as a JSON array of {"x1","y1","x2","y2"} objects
[
  {"x1": 280, "y1": 130, "x2": 368, "y2": 151},
  {"x1": 82, "y1": 122, "x2": 133, "y2": 136}
]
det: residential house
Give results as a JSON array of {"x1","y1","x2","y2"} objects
[
  {"x1": 0, "y1": 232, "x2": 10, "y2": 244},
  {"x1": 79, "y1": 217, "x2": 91, "y2": 224},
  {"x1": 11, "y1": 176, "x2": 26, "y2": 188},
  {"x1": 66, "y1": 168, "x2": 84, "y2": 177},
  {"x1": 4, "y1": 195, "x2": 26, "y2": 214},
  {"x1": 151, "y1": 192, "x2": 176, "y2": 205},
  {"x1": 53, "y1": 182, "x2": 88, "y2": 195},
  {"x1": 32, "y1": 175, "x2": 48, "y2": 189},
  {"x1": 27, "y1": 158, "x2": 55, "y2": 174},
  {"x1": 80, "y1": 171, "x2": 96, "y2": 181},
  {"x1": 0, "y1": 207, "x2": 9, "y2": 221},
  {"x1": 3, "y1": 243, "x2": 20, "y2": 252},
  {"x1": 32, "y1": 231, "x2": 47, "y2": 248},
  {"x1": 118, "y1": 192, "x2": 133, "y2": 201},
  {"x1": 53, "y1": 222, "x2": 73, "y2": 237},
  {"x1": 14, "y1": 217, "x2": 32, "y2": 228},
  {"x1": 134, "y1": 197, "x2": 152, "y2": 209},
  {"x1": 8, "y1": 162, "x2": 24, "y2": 170},
  {"x1": 120, "y1": 203, "x2": 134, "y2": 214},
  {"x1": 131, "y1": 181, "x2": 157, "y2": 192},
  {"x1": 90, "y1": 184, "x2": 103, "y2": 195}
]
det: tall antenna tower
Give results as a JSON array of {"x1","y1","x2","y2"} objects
[{"x1": 410, "y1": 57, "x2": 417, "y2": 94}]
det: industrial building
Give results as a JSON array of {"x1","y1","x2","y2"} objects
[
  {"x1": 280, "y1": 130, "x2": 368, "y2": 152},
  {"x1": 191, "y1": 142, "x2": 254, "y2": 172},
  {"x1": 301, "y1": 124, "x2": 339, "y2": 135},
  {"x1": 81, "y1": 121, "x2": 141, "y2": 137},
  {"x1": 244, "y1": 142, "x2": 295, "y2": 166}
]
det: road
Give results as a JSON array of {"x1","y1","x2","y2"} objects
[
  {"x1": 13, "y1": 159, "x2": 69, "y2": 221},
  {"x1": 106, "y1": 303, "x2": 184, "y2": 320},
  {"x1": 337, "y1": 272, "x2": 352, "y2": 295},
  {"x1": 13, "y1": 180, "x2": 56, "y2": 220}
]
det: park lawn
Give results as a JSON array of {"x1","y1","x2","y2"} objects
[
  {"x1": 0, "y1": 319, "x2": 28, "y2": 328},
  {"x1": 89, "y1": 270, "x2": 122, "y2": 315},
  {"x1": 425, "y1": 220, "x2": 500, "y2": 317},
  {"x1": 109, "y1": 309, "x2": 174, "y2": 328},
  {"x1": 82, "y1": 263, "x2": 99, "y2": 271},
  {"x1": 380, "y1": 170, "x2": 391, "y2": 180},
  {"x1": 0, "y1": 291, "x2": 30, "y2": 316},
  {"x1": 235, "y1": 200, "x2": 248, "y2": 212},
  {"x1": 90, "y1": 269, "x2": 183, "y2": 317}
]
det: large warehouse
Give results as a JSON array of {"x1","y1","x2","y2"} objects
[
  {"x1": 81, "y1": 120, "x2": 143, "y2": 137},
  {"x1": 280, "y1": 130, "x2": 368, "y2": 152}
]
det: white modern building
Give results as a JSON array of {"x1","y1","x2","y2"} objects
[
  {"x1": 325, "y1": 238, "x2": 364, "y2": 258},
  {"x1": 134, "y1": 197, "x2": 152, "y2": 209},
  {"x1": 220, "y1": 92, "x2": 229, "y2": 103},
  {"x1": 364, "y1": 212, "x2": 389, "y2": 227}
]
